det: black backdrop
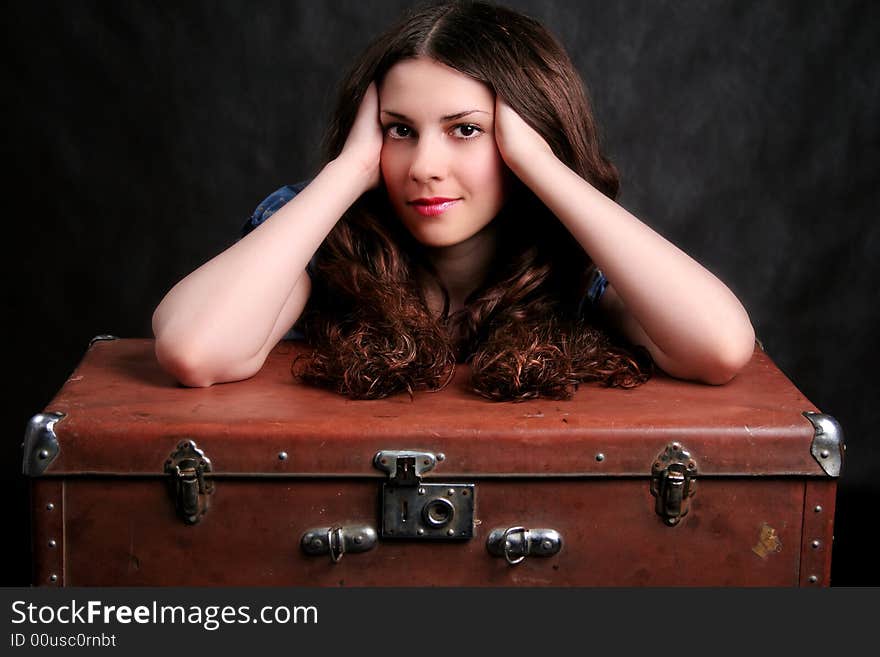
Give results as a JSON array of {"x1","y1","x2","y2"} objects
[{"x1": 5, "y1": 1, "x2": 878, "y2": 585}]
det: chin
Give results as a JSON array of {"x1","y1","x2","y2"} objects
[
  {"x1": 409, "y1": 233, "x2": 462, "y2": 249},
  {"x1": 398, "y1": 223, "x2": 450, "y2": 247}
]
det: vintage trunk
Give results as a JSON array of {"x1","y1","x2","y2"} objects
[{"x1": 25, "y1": 337, "x2": 842, "y2": 586}]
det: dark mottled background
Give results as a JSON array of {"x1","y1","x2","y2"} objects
[{"x1": 5, "y1": 1, "x2": 878, "y2": 585}]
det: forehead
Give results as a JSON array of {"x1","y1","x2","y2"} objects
[{"x1": 379, "y1": 57, "x2": 494, "y2": 115}]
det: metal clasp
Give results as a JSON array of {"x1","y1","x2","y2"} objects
[
  {"x1": 300, "y1": 525, "x2": 377, "y2": 563},
  {"x1": 373, "y1": 450, "x2": 475, "y2": 540},
  {"x1": 650, "y1": 442, "x2": 697, "y2": 526},
  {"x1": 487, "y1": 527, "x2": 563, "y2": 565},
  {"x1": 373, "y1": 450, "x2": 439, "y2": 483},
  {"x1": 164, "y1": 440, "x2": 214, "y2": 525}
]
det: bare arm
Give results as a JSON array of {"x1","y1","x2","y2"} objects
[
  {"x1": 153, "y1": 84, "x2": 383, "y2": 386},
  {"x1": 494, "y1": 98, "x2": 755, "y2": 385}
]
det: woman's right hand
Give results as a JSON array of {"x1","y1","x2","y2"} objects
[{"x1": 337, "y1": 82, "x2": 383, "y2": 192}]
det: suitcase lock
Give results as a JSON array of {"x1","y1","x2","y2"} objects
[
  {"x1": 374, "y1": 450, "x2": 474, "y2": 540},
  {"x1": 650, "y1": 442, "x2": 698, "y2": 526},
  {"x1": 164, "y1": 440, "x2": 214, "y2": 525}
]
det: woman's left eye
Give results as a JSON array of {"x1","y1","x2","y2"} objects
[{"x1": 451, "y1": 124, "x2": 482, "y2": 139}]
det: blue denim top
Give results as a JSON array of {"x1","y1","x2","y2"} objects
[{"x1": 241, "y1": 183, "x2": 608, "y2": 340}]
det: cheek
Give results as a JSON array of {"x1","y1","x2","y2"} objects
[
  {"x1": 380, "y1": 146, "x2": 406, "y2": 195},
  {"x1": 463, "y1": 145, "x2": 507, "y2": 200}
]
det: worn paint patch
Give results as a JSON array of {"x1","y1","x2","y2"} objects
[{"x1": 752, "y1": 523, "x2": 783, "y2": 559}]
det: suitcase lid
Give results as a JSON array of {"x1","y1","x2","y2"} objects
[{"x1": 27, "y1": 338, "x2": 840, "y2": 478}]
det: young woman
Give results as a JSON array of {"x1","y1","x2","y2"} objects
[{"x1": 152, "y1": 1, "x2": 755, "y2": 401}]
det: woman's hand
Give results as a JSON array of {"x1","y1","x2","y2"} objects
[
  {"x1": 499, "y1": 103, "x2": 757, "y2": 384},
  {"x1": 338, "y1": 82, "x2": 383, "y2": 192},
  {"x1": 494, "y1": 96, "x2": 555, "y2": 178}
]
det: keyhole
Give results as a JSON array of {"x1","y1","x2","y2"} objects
[{"x1": 400, "y1": 499, "x2": 408, "y2": 523}]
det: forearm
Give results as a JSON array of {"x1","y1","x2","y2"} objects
[
  {"x1": 511, "y1": 151, "x2": 755, "y2": 381},
  {"x1": 152, "y1": 157, "x2": 367, "y2": 372}
]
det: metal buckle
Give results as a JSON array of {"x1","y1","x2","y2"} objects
[
  {"x1": 501, "y1": 526, "x2": 528, "y2": 565},
  {"x1": 328, "y1": 526, "x2": 345, "y2": 563}
]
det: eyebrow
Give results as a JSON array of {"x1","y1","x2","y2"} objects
[{"x1": 380, "y1": 109, "x2": 491, "y2": 122}]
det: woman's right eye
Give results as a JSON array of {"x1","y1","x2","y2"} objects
[{"x1": 385, "y1": 124, "x2": 413, "y2": 139}]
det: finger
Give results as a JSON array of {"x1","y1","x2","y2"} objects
[
  {"x1": 363, "y1": 81, "x2": 377, "y2": 103},
  {"x1": 350, "y1": 84, "x2": 379, "y2": 136},
  {"x1": 367, "y1": 82, "x2": 381, "y2": 112}
]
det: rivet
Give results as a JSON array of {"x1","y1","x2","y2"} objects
[
  {"x1": 820, "y1": 449, "x2": 830, "y2": 459},
  {"x1": 312, "y1": 538, "x2": 323, "y2": 548},
  {"x1": 814, "y1": 505, "x2": 823, "y2": 513},
  {"x1": 436, "y1": 453, "x2": 446, "y2": 462},
  {"x1": 447, "y1": 488, "x2": 455, "y2": 496},
  {"x1": 418, "y1": 487, "x2": 426, "y2": 495},
  {"x1": 811, "y1": 540, "x2": 821, "y2": 549},
  {"x1": 48, "y1": 539, "x2": 57, "y2": 548},
  {"x1": 808, "y1": 575, "x2": 818, "y2": 584},
  {"x1": 417, "y1": 528, "x2": 425, "y2": 536},
  {"x1": 38, "y1": 449, "x2": 49, "y2": 459},
  {"x1": 49, "y1": 574, "x2": 58, "y2": 583},
  {"x1": 278, "y1": 451, "x2": 288, "y2": 461},
  {"x1": 672, "y1": 442, "x2": 681, "y2": 450},
  {"x1": 46, "y1": 503, "x2": 54, "y2": 511},
  {"x1": 542, "y1": 540, "x2": 552, "y2": 551},
  {"x1": 595, "y1": 453, "x2": 605, "y2": 462},
  {"x1": 354, "y1": 535, "x2": 363, "y2": 544},
  {"x1": 447, "y1": 529, "x2": 455, "y2": 536}
]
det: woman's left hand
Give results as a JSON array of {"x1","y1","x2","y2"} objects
[{"x1": 494, "y1": 96, "x2": 555, "y2": 176}]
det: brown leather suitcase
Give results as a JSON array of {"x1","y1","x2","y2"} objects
[{"x1": 25, "y1": 336, "x2": 842, "y2": 586}]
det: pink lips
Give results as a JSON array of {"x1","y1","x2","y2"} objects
[{"x1": 409, "y1": 197, "x2": 461, "y2": 217}]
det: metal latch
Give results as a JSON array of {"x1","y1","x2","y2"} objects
[
  {"x1": 373, "y1": 450, "x2": 474, "y2": 540},
  {"x1": 487, "y1": 527, "x2": 563, "y2": 565},
  {"x1": 164, "y1": 440, "x2": 214, "y2": 525},
  {"x1": 301, "y1": 525, "x2": 377, "y2": 563},
  {"x1": 650, "y1": 442, "x2": 697, "y2": 526}
]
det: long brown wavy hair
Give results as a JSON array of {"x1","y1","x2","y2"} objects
[{"x1": 293, "y1": 0, "x2": 652, "y2": 401}]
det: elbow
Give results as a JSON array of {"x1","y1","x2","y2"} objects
[
  {"x1": 152, "y1": 305, "x2": 217, "y2": 387},
  {"x1": 154, "y1": 335, "x2": 216, "y2": 388},
  {"x1": 699, "y1": 324, "x2": 757, "y2": 385}
]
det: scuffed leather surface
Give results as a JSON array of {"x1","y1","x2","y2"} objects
[{"x1": 41, "y1": 339, "x2": 822, "y2": 477}]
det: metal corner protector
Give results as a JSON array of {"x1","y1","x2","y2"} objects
[
  {"x1": 22, "y1": 412, "x2": 65, "y2": 476},
  {"x1": 803, "y1": 411, "x2": 844, "y2": 477},
  {"x1": 89, "y1": 334, "x2": 119, "y2": 346}
]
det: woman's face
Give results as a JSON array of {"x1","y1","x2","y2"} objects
[{"x1": 378, "y1": 57, "x2": 508, "y2": 249}]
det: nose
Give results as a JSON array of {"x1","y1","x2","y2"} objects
[{"x1": 408, "y1": 134, "x2": 449, "y2": 183}]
